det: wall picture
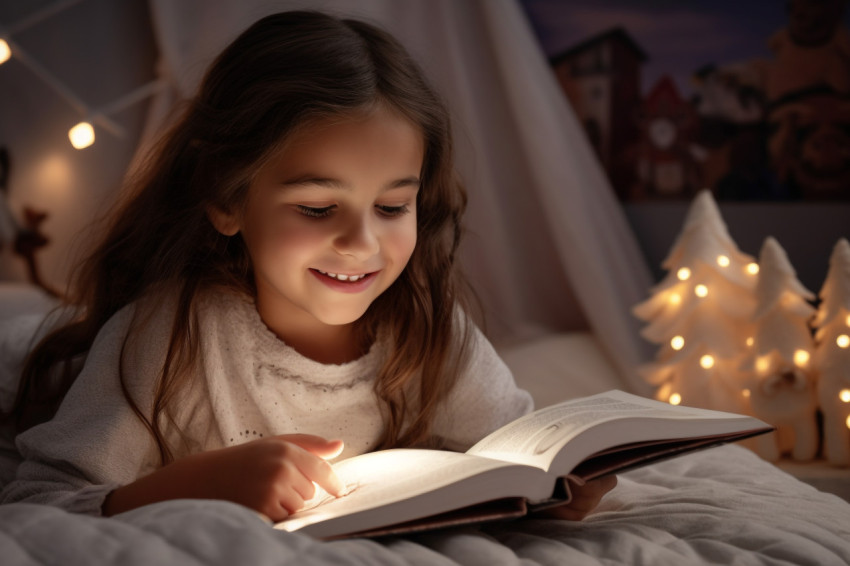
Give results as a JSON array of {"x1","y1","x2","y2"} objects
[{"x1": 521, "y1": 0, "x2": 850, "y2": 201}]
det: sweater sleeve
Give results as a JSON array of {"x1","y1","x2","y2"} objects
[
  {"x1": 0, "y1": 303, "x2": 167, "y2": 515},
  {"x1": 431, "y1": 316, "x2": 534, "y2": 452}
]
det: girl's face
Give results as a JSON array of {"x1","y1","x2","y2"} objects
[{"x1": 216, "y1": 107, "x2": 422, "y2": 341}]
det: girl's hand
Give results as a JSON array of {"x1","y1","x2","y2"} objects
[
  {"x1": 535, "y1": 475, "x2": 617, "y2": 521},
  {"x1": 104, "y1": 434, "x2": 345, "y2": 521}
]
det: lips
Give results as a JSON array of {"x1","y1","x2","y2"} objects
[
  {"x1": 310, "y1": 268, "x2": 378, "y2": 292},
  {"x1": 314, "y1": 269, "x2": 369, "y2": 282}
]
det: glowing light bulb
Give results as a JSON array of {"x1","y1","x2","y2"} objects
[
  {"x1": 746, "y1": 337, "x2": 754, "y2": 347},
  {"x1": 756, "y1": 356, "x2": 770, "y2": 373},
  {"x1": 69, "y1": 122, "x2": 95, "y2": 149},
  {"x1": 746, "y1": 263, "x2": 759, "y2": 275},
  {"x1": 839, "y1": 389, "x2": 850, "y2": 403},
  {"x1": 700, "y1": 354, "x2": 715, "y2": 369},
  {"x1": 837, "y1": 334, "x2": 850, "y2": 349},
  {"x1": 671, "y1": 336, "x2": 685, "y2": 350},
  {"x1": 716, "y1": 255, "x2": 730, "y2": 267},
  {"x1": 846, "y1": 415, "x2": 850, "y2": 430},
  {"x1": 695, "y1": 284, "x2": 708, "y2": 298},
  {"x1": 669, "y1": 393, "x2": 682, "y2": 406},
  {"x1": 677, "y1": 267, "x2": 691, "y2": 281},
  {"x1": 0, "y1": 39, "x2": 10, "y2": 65},
  {"x1": 846, "y1": 314, "x2": 850, "y2": 326},
  {"x1": 793, "y1": 349, "x2": 810, "y2": 367},
  {"x1": 742, "y1": 389, "x2": 751, "y2": 399},
  {"x1": 669, "y1": 293, "x2": 681, "y2": 306}
]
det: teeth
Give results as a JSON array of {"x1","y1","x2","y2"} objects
[{"x1": 318, "y1": 270, "x2": 366, "y2": 282}]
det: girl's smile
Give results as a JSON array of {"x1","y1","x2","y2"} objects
[{"x1": 310, "y1": 269, "x2": 379, "y2": 293}]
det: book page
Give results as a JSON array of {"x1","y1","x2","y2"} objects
[
  {"x1": 467, "y1": 390, "x2": 763, "y2": 470},
  {"x1": 276, "y1": 448, "x2": 548, "y2": 538}
]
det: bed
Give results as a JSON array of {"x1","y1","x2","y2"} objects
[{"x1": 1, "y1": 282, "x2": 849, "y2": 566}]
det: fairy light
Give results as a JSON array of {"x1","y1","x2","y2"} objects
[
  {"x1": 695, "y1": 284, "x2": 708, "y2": 298},
  {"x1": 746, "y1": 263, "x2": 759, "y2": 275},
  {"x1": 68, "y1": 121, "x2": 95, "y2": 149},
  {"x1": 671, "y1": 336, "x2": 685, "y2": 350},
  {"x1": 839, "y1": 389, "x2": 850, "y2": 403},
  {"x1": 699, "y1": 354, "x2": 715, "y2": 369},
  {"x1": 756, "y1": 356, "x2": 770, "y2": 373},
  {"x1": 742, "y1": 389, "x2": 751, "y2": 399},
  {"x1": 669, "y1": 293, "x2": 682, "y2": 306},
  {"x1": 846, "y1": 415, "x2": 850, "y2": 430},
  {"x1": 677, "y1": 267, "x2": 691, "y2": 281},
  {"x1": 793, "y1": 349, "x2": 810, "y2": 367},
  {"x1": 846, "y1": 314, "x2": 850, "y2": 326},
  {"x1": 0, "y1": 39, "x2": 10, "y2": 65},
  {"x1": 716, "y1": 255, "x2": 730, "y2": 267},
  {"x1": 746, "y1": 337, "x2": 754, "y2": 347},
  {"x1": 837, "y1": 334, "x2": 850, "y2": 349},
  {"x1": 668, "y1": 393, "x2": 682, "y2": 406}
]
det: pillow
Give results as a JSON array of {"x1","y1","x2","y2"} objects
[
  {"x1": 499, "y1": 332, "x2": 624, "y2": 408},
  {"x1": 0, "y1": 283, "x2": 59, "y2": 321}
]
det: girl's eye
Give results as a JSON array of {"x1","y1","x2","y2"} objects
[
  {"x1": 297, "y1": 205, "x2": 335, "y2": 218},
  {"x1": 376, "y1": 204, "x2": 410, "y2": 218}
]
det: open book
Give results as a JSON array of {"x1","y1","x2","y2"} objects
[{"x1": 275, "y1": 390, "x2": 772, "y2": 540}]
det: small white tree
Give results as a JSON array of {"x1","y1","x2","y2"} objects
[
  {"x1": 634, "y1": 190, "x2": 758, "y2": 412},
  {"x1": 743, "y1": 237, "x2": 818, "y2": 462},
  {"x1": 813, "y1": 238, "x2": 850, "y2": 466}
]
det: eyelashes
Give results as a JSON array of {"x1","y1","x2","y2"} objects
[
  {"x1": 297, "y1": 205, "x2": 334, "y2": 218},
  {"x1": 296, "y1": 204, "x2": 411, "y2": 218}
]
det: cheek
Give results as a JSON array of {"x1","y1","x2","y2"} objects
[
  {"x1": 244, "y1": 213, "x2": 324, "y2": 262},
  {"x1": 389, "y1": 216, "x2": 418, "y2": 266}
]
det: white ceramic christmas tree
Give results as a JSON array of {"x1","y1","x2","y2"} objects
[
  {"x1": 812, "y1": 238, "x2": 850, "y2": 466},
  {"x1": 634, "y1": 190, "x2": 758, "y2": 412},
  {"x1": 743, "y1": 237, "x2": 818, "y2": 462}
]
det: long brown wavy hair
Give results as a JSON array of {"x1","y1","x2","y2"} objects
[{"x1": 8, "y1": 11, "x2": 473, "y2": 463}]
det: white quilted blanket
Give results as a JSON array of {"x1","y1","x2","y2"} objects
[{"x1": 2, "y1": 443, "x2": 849, "y2": 566}]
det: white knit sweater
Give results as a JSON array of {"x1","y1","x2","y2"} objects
[{"x1": 1, "y1": 289, "x2": 532, "y2": 514}]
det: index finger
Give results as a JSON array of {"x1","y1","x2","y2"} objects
[{"x1": 287, "y1": 443, "x2": 346, "y2": 497}]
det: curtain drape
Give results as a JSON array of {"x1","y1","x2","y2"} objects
[{"x1": 144, "y1": 0, "x2": 654, "y2": 394}]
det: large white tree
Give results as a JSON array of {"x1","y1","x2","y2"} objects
[
  {"x1": 813, "y1": 238, "x2": 850, "y2": 466},
  {"x1": 743, "y1": 237, "x2": 818, "y2": 462},
  {"x1": 634, "y1": 190, "x2": 758, "y2": 412}
]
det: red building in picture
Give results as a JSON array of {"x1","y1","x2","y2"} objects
[{"x1": 550, "y1": 27, "x2": 645, "y2": 199}]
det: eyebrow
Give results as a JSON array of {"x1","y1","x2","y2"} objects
[{"x1": 281, "y1": 176, "x2": 421, "y2": 191}]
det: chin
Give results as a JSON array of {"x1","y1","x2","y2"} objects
[{"x1": 315, "y1": 307, "x2": 371, "y2": 327}]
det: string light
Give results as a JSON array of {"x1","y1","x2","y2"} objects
[
  {"x1": 669, "y1": 393, "x2": 682, "y2": 405},
  {"x1": 0, "y1": 39, "x2": 10, "y2": 65},
  {"x1": 699, "y1": 354, "x2": 715, "y2": 369},
  {"x1": 746, "y1": 263, "x2": 759, "y2": 275},
  {"x1": 742, "y1": 389, "x2": 751, "y2": 399},
  {"x1": 68, "y1": 121, "x2": 94, "y2": 149},
  {"x1": 846, "y1": 415, "x2": 850, "y2": 431},
  {"x1": 669, "y1": 293, "x2": 681, "y2": 306},
  {"x1": 677, "y1": 267, "x2": 691, "y2": 281},
  {"x1": 695, "y1": 284, "x2": 708, "y2": 298},
  {"x1": 670, "y1": 336, "x2": 685, "y2": 350},
  {"x1": 837, "y1": 334, "x2": 850, "y2": 349},
  {"x1": 756, "y1": 356, "x2": 770, "y2": 373},
  {"x1": 746, "y1": 337, "x2": 754, "y2": 347},
  {"x1": 846, "y1": 314, "x2": 850, "y2": 326},
  {"x1": 839, "y1": 389, "x2": 850, "y2": 403},
  {"x1": 0, "y1": 4, "x2": 163, "y2": 150},
  {"x1": 793, "y1": 349, "x2": 810, "y2": 367},
  {"x1": 716, "y1": 255, "x2": 730, "y2": 267}
]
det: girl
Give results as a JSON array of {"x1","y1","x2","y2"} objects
[{"x1": 1, "y1": 11, "x2": 614, "y2": 522}]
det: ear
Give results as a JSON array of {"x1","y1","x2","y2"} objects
[{"x1": 206, "y1": 205, "x2": 240, "y2": 236}]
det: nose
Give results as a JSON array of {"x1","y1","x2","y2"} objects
[{"x1": 334, "y1": 212, "x2": 380, "y2": 259}]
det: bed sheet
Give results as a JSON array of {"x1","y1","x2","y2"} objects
[{"x1": 2, "y1": 443, "x2": 849, "y2": 566}]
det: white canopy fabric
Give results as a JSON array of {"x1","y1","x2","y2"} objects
[{"x1": 144, "y1": 0, "x2": 654, "y2": 394}]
